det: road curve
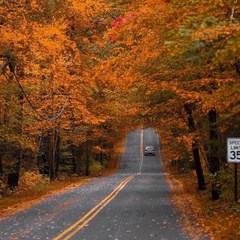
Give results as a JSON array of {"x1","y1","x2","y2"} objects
[{"x1": 0, "y1": 128, "x2": 209, "y2": 240}]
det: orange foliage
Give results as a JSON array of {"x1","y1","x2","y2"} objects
[{"x1": 1, "y1": 0, "x2": 240, "y2": 237}]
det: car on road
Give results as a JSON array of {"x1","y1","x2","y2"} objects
[{"x1": 144, "y1": 146, "x2": 155, "y2": 156}]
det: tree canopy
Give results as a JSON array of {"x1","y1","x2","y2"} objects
[{"x1": 1, "y1": 0, "x2": 240, "y2": 189}]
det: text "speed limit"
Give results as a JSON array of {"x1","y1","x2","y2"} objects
[{"x1": 227, "y1": 138, "x2": 240, "y2": 163}]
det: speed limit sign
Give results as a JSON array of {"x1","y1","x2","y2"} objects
[{"x1": 227, "y1": 138, "x2": 240, "y2": 163}]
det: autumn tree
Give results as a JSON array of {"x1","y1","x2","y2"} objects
[
  {"x1": 0, "y1": 0, "x2": 123, "y2": 184},
  {"x1": 103, "y1": 0, "x2": 240, "y2": 196},
  {"x1": 1, "y1": 0, "x2": 240, "y2": 198}
]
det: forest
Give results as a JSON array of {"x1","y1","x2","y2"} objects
[{"x1": 0, "y1": 0, "x2": 240, "y2": 208}]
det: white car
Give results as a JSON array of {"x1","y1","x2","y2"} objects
[{"x1": 144, "y1": 146, "x2": 155, "y2": 156}]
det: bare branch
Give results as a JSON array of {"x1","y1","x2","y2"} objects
[
  {"x1": 0, "y1": 59, "x2": 9, "y2": 74},
  {"x1": 108, "y1": 11, "x2": 116, "y2": 20},
  {"x1": 230, "y1": 0, "x2": 238, "y2": 24}
]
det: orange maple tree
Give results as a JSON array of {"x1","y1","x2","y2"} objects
[{"x1": 1, "y1": 0, "x2": 240, "y2": 198}]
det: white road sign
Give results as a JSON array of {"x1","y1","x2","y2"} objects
[{"x1": 227, "y1": 138, "x2": 240, "y2": 163}]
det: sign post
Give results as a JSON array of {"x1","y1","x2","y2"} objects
[
  {"x1": 235, "y1": 163, "x2": 238, "y2": 202},
  {"x1": 227, "y1": 138, "x2": 240, "y2": 202}
]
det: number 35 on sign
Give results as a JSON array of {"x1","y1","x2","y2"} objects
[{"x1": 227, "y1": 138, "x2": 240, "y2": 163}]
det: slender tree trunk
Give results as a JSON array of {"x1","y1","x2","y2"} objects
[
  {"x1": 70, "y1": 145, "x2": 77, "y2": 174},
  {"x1": 48, "y1": 130, "x2": 55, "y2": 181},
  {"x1": 6, "y1": 59, "x2": 22, "y2": 189},
  {"x1": 100, "y1": 151, "x2": 103, "y2": 166},
  {"x1": 86, "y1": 139, "x2": 89, "y2": 176},
  {"x1": 184, "y1": 103, "x2": 206, "y2": 190},
  {"x1": 208, "y1": 108, "x2": 220, "y2": 200},
  {"x1": 72, "y1": 157, "x2": 77, "y2": 175},
  {"x1": 0, "y1": 155, "x2": 3, "y2": 178},
  {"x1": 15, "y1": 91, "x2": 24, "y2": 182},
  {"x1": 208, "y1": 108, "x2": 219, "y2": 174},
  {"x1": 55, "y1": 130, "x2": 60, "y2": 178},
  {"x1": 192, "y1": 141, "x2": 206, "y2": 190}
]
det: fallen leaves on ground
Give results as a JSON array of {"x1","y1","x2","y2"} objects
[{"x1": 166, "y1": 166, "x2": 240, "y2": 240}]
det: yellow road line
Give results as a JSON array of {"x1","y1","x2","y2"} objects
[{"x1": 53, "y1": 175, "x2": 134, "y2": 240}]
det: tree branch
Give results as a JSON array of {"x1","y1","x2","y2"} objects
[
  {"x1": 230, "y1": 0, "x2": 238, "y2": 24},
  {"x1": 108, "y1": 11, "x2": 116, "y2": 20},
  {"x1": 0, "y1": 59, "x2": 9, "y2": 74}
]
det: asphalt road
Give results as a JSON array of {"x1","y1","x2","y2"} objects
[{"x1": 0, "y1": 128, "x2": 207, "y2": 240}]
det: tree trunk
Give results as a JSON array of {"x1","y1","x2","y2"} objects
[
  {"x1": 70, "y1": 145, "x2": 77, "y2": 174},
  {"x1": 0, "y1": 155, "x2": 3, "y2": 178},
  {"x1": 48, "y1": 131, "x2": 55, "y2": 181},
  {"x1": 55, "y1": 130, "x2": 60, "y2": 178},
  {"x1": 208, "y1": 108, "x2": 219, "y2": 174},
  {"x1": 208, "y1": 108, "x2": 220, "y2": 200},
  {"x1": 100, "y1": 151, "x2": 103, "y2": 166},
  {"x1": 184, "y1": 103, "x2": 206, "y2": 190},
  {"x1": 192, "y1": 141, "x2": 206, "y2": 190},
  {"x1": 85, "y1": 139, "x2": 89, "y2": 176},
  {"x1": 5, "y1": 59, "x2": 22, "y2": 189}
]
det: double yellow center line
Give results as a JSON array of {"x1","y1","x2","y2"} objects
[{"x1": 53, "y1": 175, "x2": 135, "y2": 240}]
